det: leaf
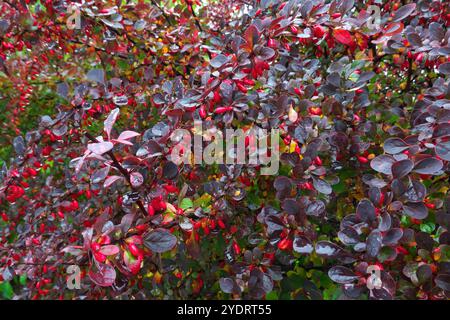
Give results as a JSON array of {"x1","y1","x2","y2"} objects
[
  {"x1": 413, "y1": 157, "x2": 443, "y2": 174},
  {"x1": 392, "y1": 3, "x2": 416, "y2": 22},
  {"x1": 338, "y1": 227, "x2": 359, "y2": 245},
  {"x1": 99, "y1": 245, "x2": 120, "y2": 256},
  {"x1": 293, "y1": 235, "x2": 314, "y2": 254},
  {"x1": 243, "y1": 24, "x2": 260, "y2": 52},
  {"x1": 219, "y1": 277, "x2": 234, "y2": 293},
  {"x1": 13, "y1": 136, "x2": 25, "y2": 156},
  {"x1": 429, "y1": 22, "x2": 445, "y2": 41},
  {"x1": 333, "y1": 29, "x2": 353, "y2": 45},
  {"x1": 87, "y1": 141, "x2": 113, "y2": 155},
  {"x1": 210, "y1": 54, "x2": 228, "y2": 68},
  {"x1": 438, "y1": 62, "x2": 450, "y2": 75},
  {"x1": 123, "y1": 250, "x2": 143, "y2": 275},
  {"x1": 420, "y1": 221, "x2": 435, "y2": 234},
  {"x1": 435, "y1": 274, "x2": 450, "y2": 291},
  {"x1": 403, "y1": 202, "x2": 428, "y2": 220},
  {"x1": 392, "y1": 159, "x2": 414, "y2": 179},
  {"x1": 104, "y1": 175, "x2": 123, "y2": 188},
  {"x1": 61, "y1": 246, "x2": 84, "y2": 256},
  {"x1": 383, "y1": 22, "x2": 404, "y2": 37},
  {"x1": 306, "y1": 200, "x2": 325, "y2": 217},
  {"x1": 436, "y1": 140, "x2": 450, "y2": 161},
  {"x1": 328, "y1": 266, "x2": 358, "y2": 284},
  {"x1": 382, "y1": 228, "x2": 403, "y2": 246},
  {"x1": 117, "y1": 130, "x2": 140, "y2": 141},
  {"x1": 407, "y1": 32, "x2": 422, "y2": 47},
  {"x1": 257, "y1": 47, "x2": 276, "y2": 61},
  {"x1": 378, "y1": 246, "x2": 397, "y2": 262},
  {"x1": 130, "y1": 172, "x2": 144, "y2": 188},
  {"x1": 104, "y1": 108, "x2": 120, "y2": 139},
  {"x1": 315, "y1": 241, "x2": 342, "y2": 258},
  {"x1": 101, "y1": 18, "x2": 123, "y2": 29},
  {"x1": 383, "y1": 138, "x2": 409, "y2": 154},
  {"x1": 91, "y1": 166, "x2": 110, "y2": 184},
  {"x1": 370, "y1": 155, "x2": 396, "y2": 175},
  {"x1": 356, "y1": 199, "x2": 376, "y2": 222},
  {"x1": 87, "y1": 69, "x2": 105, "y2": 84},
  {"x1": 88, "y1": 262, "x2": 116, "y2": 287},
  {"x1": 313, "y1": 177, "x2": 332, "y2": 195},
  {"x1": 57, "y1": 82, "x2": 69, "y2": 98},
  {"x1": 366, "y1": 230, "x2": 382, "y2": 258},
  {"x1": 144, "y1": 228, "x2": 177, "y2": 253},
  {"x1": 136, "y1": 140, "x2": 163, "y2": 158},
  {"x1": 180, "y1": 198, "x2": 194, "y2": 210},
  {"x1": 282, "y1": 199, "x2": 301, "y2": 215},
  {"x1": 0, "y1": 281, "x2": 14, "y2": 299},
  {"x1": 162, "y1": 161, "x2": 178, "y2": 179},
  {"x1": 416, "y1": 265, "x2": 432, "y2": 284},
  {"x1": 274, "y1": 176, "x2": 292, "y2": 191}
]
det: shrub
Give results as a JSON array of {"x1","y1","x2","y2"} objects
[{"x1": 0, "y1": 0, "x2": 449, "y2": 300}]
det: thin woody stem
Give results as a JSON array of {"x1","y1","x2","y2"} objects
[{"x1": 84, "y1": 132, "x2": 147, "y2": 217}]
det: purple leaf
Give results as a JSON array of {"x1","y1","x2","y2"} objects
[
  {"x1": 328, "y1": 266, "x2": 358, "y2": 284},
  {"x1": 117, "y1": 130, "x2": 140, "y2": 141},
  {"x1": 293, "y1": 235, "x2": 313, "y2": 254},
  {"x1": 392, "y1": 159, "x2": 414, "y2": 179},
  {"x1": 403, "y1": 202, "x2": 428, "y2": 220},
  {"x1": 356, "y1": 199, "x2": 376, "y2": 222},
  {"x1": 144, "y1": 228, "x2": 177, "y2": 253},
  {"x1": 104, "y1": 108, "x2": 120, "y2": 139},
  {"x1": 130, "y1": 172, "x2": 144, "y2": 188},
  {"x1": 413, "y1": 157, "x2": 443, "y2": 175},
  {"x1": 383, "y1": 138, "x2": 409, "y2": 154},
  {"x1": 99, "y1": 245, "x2": 120, "y2": 256},
  {"x1": 392, "y1": 3, "x2": 416, "y2": 22},
  {"x1": 104, "y1": 175, "x2": 123, "y2": 188},
  {"x1": 370, "y1": 154, "x2": 396, "y2": 175},
  {"x1": 315, "y1": 241, "x2": 342, "y2": 258},
  {"x1": 87, "y1": 141, "x2": 113, "y2": 155},
  {"x1": 88, "y1": 262, "x2": 116, "y2": 287}
]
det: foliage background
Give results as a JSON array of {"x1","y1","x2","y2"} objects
[{"x1": 0, "y1": 0, "x2": 449, "y2": 300}]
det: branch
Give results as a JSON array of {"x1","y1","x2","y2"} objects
[
  {"x1": 84, "y1": 132, "x2": 147, "y2": 217},
  {"x1": 186, "y1": 2, "x2": 211, "y2": 59},
  {"x1": 405, "y1": 57, "x2": 413, "y2": 92},
  {"x1": 151, "y1": 0, "x2": 173, "y2": 26}
]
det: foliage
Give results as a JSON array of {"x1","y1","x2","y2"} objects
[{"x1": 0, "y1": 0, "x2": 450, "y2": 300}]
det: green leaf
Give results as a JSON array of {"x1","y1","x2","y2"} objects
[
  {"x1": 0, "y1": 281, "x2": 14, "y2": 299},
  {"x1": 323, "y1": 286, "x2": 341, "y2": 300},
  {"x1": 420, "y1": 222, "x2": 435, "y2": 234},
  {"x1": 19, "y1": 274, "x2": 27, "y2": 286},
  {"x1": 194, "y1": 193, "x2": 212, "y2": 208},
  {"x1": 265, "y1": 291, "x2": 279, "y2": 300},
  {"x1": 180, "y1": 198, "x2": 194, "y2": 210}
]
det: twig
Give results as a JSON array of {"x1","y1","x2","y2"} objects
[
  {"x1": 186, "y1": 2, "x2": 211, "y2": 59},
  {"x1": 151, "y1": 0, "x2": 173, "y2": 26},
  {"x1": 405, "y1": 57, "x2": 413, "y2": 92},
  {"x1": 84, "y1": 132, "x2": 148, "y2": 217}
]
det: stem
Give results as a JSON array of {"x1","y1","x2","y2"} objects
[
  {"x1": 151, "y1": 0, "x2": 173, "y2": 26},
  {"x1": 405, "y1": 57, "x2": 413, "y2": 92},
  {"x1": 84, "y1": 132, "x2": 147, "y2": 217},
  {"x1": 187, "y1": 2, "x2": 211, "y2": 59}
]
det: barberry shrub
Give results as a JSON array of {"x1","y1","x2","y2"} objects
[{"x1": 0, "y1": 0, "x2": 450, "y2": 300}]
